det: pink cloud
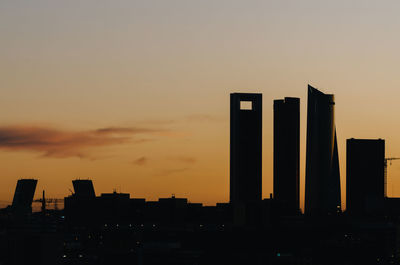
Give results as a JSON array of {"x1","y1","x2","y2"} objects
[{"x1": 0, "y1": 125, "x2": 163, "y2": 158}]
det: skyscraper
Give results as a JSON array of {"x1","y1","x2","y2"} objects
[
  {"x1": 273, "y1": 97, "x2": 300, "y2": 215},
  {"x1": 230, "y1": 93, "x2": 262, "y2": 204},
  {"x1": 72, "y1": 179, "x2": 96, "y2": 198},
  {"x1": 11, "y1": 179, "x2": 38, "y2": 215},
  {"x1": 65, "y1": 179, "x2": 97, "y2": 225},
  {"x1": 346, "y1": 139, "x2": 385, "y2": 215},
  {"x1": 305, "y1": 85, "x2": 341, "y2": 215}
]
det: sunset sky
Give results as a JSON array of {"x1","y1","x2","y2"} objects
[{"x1": 1, "y1": 1, "x2": 400, "y2": 210}]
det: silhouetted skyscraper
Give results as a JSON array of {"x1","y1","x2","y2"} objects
[
  {"x1": 72, "y1": 179, "x2": 96, "y2": 198},
  {"x1": 230, "y1": 93, "x2": 262, "y2": 204},
  {"x1": 273, "y1": 97, "x2": 300, "y2": 215},
  {"x1": 346, "y1": 139, "x2": 385, "y2": 215},
  {"x1": 11, "y1": 179, "x2": 37, "y2": 215},
  {"x1": 305, "y1": 85, "x2": 341, "y2": 215}
]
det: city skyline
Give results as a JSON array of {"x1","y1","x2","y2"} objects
[
  {"x1": 3, "y1": 2, "x2": 400, "y2": 264},
  {"x1": 2, "y1": 1, "x2": 400, "y2": 210},
  {"x1": 1, "y1": 85, "x2": 399, "y2": 214},
  {"x1": 1, "y1": 85, "x2": 400, "y2": 211}
]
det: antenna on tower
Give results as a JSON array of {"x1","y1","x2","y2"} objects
[{"x1": 41, "y1": 190, "x2": 46, "y2": 214}]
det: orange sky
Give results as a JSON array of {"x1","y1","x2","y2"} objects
[{"x1": 1, "y1": 1, "x2": 400, "y2": 210}]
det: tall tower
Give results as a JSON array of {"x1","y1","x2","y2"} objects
[
  {"x1": 346, "y1": 139, "x2": 385, "y2": 215},
  {"x1": 273, "y1": 97, "x2": 300, "y2": 215},
  {"x1": 230, "y1": 93, "x2": 262, "y2": 204},
  {"x1": 305, "y1": 85, "x2": 341, "y2": 215},
  {"x1": 72, "y1": 179, "x2": 96, "y2": 198},
  {"x1": 11, "y1": 179, "x2": 38, "y2": 215}
]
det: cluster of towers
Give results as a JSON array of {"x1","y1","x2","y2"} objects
[
  {"x1": 230, "y1": 85, "x2": 387, "y2": 216},
  {"x1": 7, "y1": 85, "x2": 389, "y2": 219}
]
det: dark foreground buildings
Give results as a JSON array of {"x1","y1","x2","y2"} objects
[
  {"x1": 230, "y1": 93, "x2": 262, "y2": 204},
  {"x1": 346, "y1": 138, "x2": 385, "y2": 215},
  {"x1": 305, "y1": 85, "x2": 341, "y2": 216},
  {"x1": 273, "y1": 97, "x2": 300, "y2": 215},
  {"x1": 3, "y1": 89, "x2": 400, "y2": 265}
]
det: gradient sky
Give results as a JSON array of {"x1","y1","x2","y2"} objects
[{"x1": 1, "y1": 1, "x2": 400, "y2": 210}]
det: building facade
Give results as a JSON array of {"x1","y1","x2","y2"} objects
[
  {"x1": 72, "y1": 179, "x2": 96, "y2": 198},
  {"x1": 11, "y1": 179, "x2": 38, "y2": 215},
  {"x1": 230, "y1": 93, "x2": 262, "y2": 204},
  {"x1": 305, "y1": 85, "x2": 341, "y2": 215},
  {"x1": 273, "y1": 97, "x2": 300, "y2": 215},
  {"x1": 346, "y1": 138, "x2": 385, "y2": 215}
]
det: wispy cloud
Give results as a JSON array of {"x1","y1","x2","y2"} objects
[
  {"x1": 133, "y1": 156, "x2": 147, "y2": 166},
  {"x1": 158, "y1": 167, "x2": 189, "y2": 177},
  {"x1": 185, "y1": 114, "x2": 224, "y2": 123},
  {"x1": 168, "y1": 156, "x2": 197, "y2": 164},
  {"x1": 0, "y1": 125, "x2": 163, "y2": 159},
  {"x1": 135, "y1": 114, "x2": 223, "y2": 126},
  {"x1": 95, "y1": 127, "x2": 159, "y2": 134},
  {"x1": 136, "y1": 119, "x2": 176, "y2": 126}
]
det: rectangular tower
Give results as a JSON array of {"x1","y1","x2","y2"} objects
[
  {"x1": 346, "y1": 139, "x2": 385, "y2": 215},
  {"x1": 230, "y1": 93, "x2": 262, "y2": 204},
  {"x1": 273, "y1": 97, "x2": 300, "y2": 215}
]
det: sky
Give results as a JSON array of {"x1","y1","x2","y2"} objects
[{"x1": 1, "y1": 0, "x2": 400, "y2": 210}]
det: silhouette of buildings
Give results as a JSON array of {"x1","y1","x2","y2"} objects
[
  {"x1": 11, "y1": 179, "x2": 37, "y2": 216},
  {"x1": 346, "y1": 138, "x2": 385, "y2": 215},
  {"x1": 230, "y1": 93, "x2": 262, "y2": 205},
  {"x1": 5, "y1": 88, "x2": 400, "y2": 265},
  {"x1": 65, "y1": 179, "x2": 97, "y2": 225},
  {"x1": 273, "y1": 97, "x2": 300, "y2": 215},
  {"x1": 305, "y1": 85, "x2": 341, "y2": 215},
  {"x1": 72, "y1": 179, "x2": 96, "y2": 198}
]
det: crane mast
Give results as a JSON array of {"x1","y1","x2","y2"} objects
[{"x1": 384, "y1": 157, "x2": 400, "y2": 197}]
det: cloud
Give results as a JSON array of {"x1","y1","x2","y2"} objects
[
  {"x1": 185, "y1": 114, "x2": 224, "y2": 123},
  {"x1": 135, "y1": 114, "x2": 223, "y2": 126},
  {"x1": 136, "y1": 119, "x2": 176, "y2": 126},
  {"x1": 133, "y1": 156, "x2": 147, "y2": 166},
  {"x1": 169, "y1": 156, "x2": 197, "y2": 164},
  {"x1": 95, "y1": 127, "x2": 159, "y2": 134},
  {"x1": 0, "y1": 125, "x2": 162, "y2": 159},
  {"x1": 158, "y1": 167, "x2": 189, "y2": 176}
]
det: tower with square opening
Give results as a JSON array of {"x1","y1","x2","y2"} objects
[{"x1": 230, "y1": 93, "x2": 262, "y2": 204}]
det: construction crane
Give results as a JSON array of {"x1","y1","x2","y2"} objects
[
  {"x1": 33, "y1": 198, "x2": 64, "y2": 211},
  {"x1": 32, "y1": 190, "x2": 64, "y2": 211},
  {"x1": 384, "y1": 158, "x2": 400, "y2": 197}
]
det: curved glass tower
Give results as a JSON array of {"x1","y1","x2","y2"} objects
[{"x1": 305, "y1": 85, "x2": 341, "y2": 216}]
